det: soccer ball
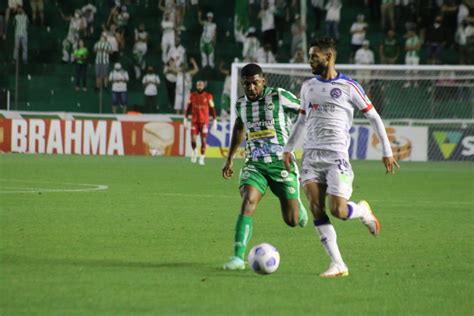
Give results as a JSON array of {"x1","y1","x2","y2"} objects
[{"x1": 248, "y1": 243, "x2": 280, "y2": 275}]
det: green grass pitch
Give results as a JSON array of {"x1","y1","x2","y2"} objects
[{"x1": 1, "y1": 154, "x2": 473, "y2": 315}]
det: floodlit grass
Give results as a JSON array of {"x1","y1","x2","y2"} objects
[{"x1": 1, "y1": 154, "x2": 473, "y2": 315}]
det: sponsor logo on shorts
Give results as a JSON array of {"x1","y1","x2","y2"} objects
[
  {"x1": 287, "y1": 187, "x2": 296, "y2": 194},
  {"x1": 330, "y1": 88, "x2": 342, "y2": 98},
  {"x1": 280, "y1": 170, "x2": 288, "y2": 178},
  {"x1": 240, "y1": 171, "x2": 251, "y2": 180}
]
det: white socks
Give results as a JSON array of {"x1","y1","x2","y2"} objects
[
  {"x1": 347, "y1": 201, "x2": 369, "y2": 220},
  {"x1": 315, "y1": 222, "x2": 344, "y2": 265}
]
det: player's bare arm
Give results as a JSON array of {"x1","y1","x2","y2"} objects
[
  {"x1": 222, "y1": 117, "x2": 245, "y2": 179},
  {"x1": 282, "y1": 112, "x2": 307, "y2": 172}
]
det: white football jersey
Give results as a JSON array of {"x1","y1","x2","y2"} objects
[{"x1": 300, "y1": 73, "x2": 374, "y2": 154}]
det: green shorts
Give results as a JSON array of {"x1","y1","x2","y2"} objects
[{"x1": 238, "y1": 159, "x2": 301, "y2": 200}]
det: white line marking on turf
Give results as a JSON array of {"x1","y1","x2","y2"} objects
[{"x1": 0, "y1": 179, "x2": 108, "y2": 194}]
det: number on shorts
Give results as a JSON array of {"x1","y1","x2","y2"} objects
[{"x1": 335, "y1": 159, "x2": 349, "y2": 173}]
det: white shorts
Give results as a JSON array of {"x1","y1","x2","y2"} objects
[{"x1": 301, "y1": 149, "x2": 354, "y2": 200}]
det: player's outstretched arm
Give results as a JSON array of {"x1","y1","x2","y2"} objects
[
  {"x1": 282, "y1": 113, "x2": 306, "y2": 172},
  {"x1": 223, "y1": 117, "x2": 245, "y2": 179}
]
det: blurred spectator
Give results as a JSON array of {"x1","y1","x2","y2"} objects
[
  {"x1": 5, "y1": 0, "x2": 22, "y2": 29},
  {"x1": 105, "y1": 23, "x2": 121, "y2": 62},
  {"x1": 457, "y1": 2, "x2": 470, "y2": 28},
  {"x1": 355, "y1": 40, "x2": 374, "y2": 85},
  {"x1": 161, "y1": 10, "x2": 175, "y2": 63},
  {"x1": 198, "y1": 11, "x2": 216, "y2": 68},
  {"x1": 355, "y1": 40, "x2": 375, "y2": 65},
  {"x1": 325, "y1": 0, "x2": 342, "y2": 42},
  {"x1": 167, "y1": 36, "x2": 186, "y2": 68},
  {"x1": 81, "y1": 3, "x2": 97, "y2": 37},
  {"x1": 440, "y1": 0, "x2": 458, "y2": 45},
  {"x1": 175, "y1": 0, "x2": 186, "y2": 30},
  {"x1": 13, "y1": 6, "x2": 28, "y2": 64},
  {"x1": 94, "y1": 33, "x2": 112, "y2": 91},
  {"x1": 108, "y1": 5, "x2": 129, "y2": 45},
  {"x1": 73, "y1": 39, "x2": 88, "y2": 91},
  {"x1": 133, "y1": 23, "x2": 148, "y2": 79},
  {"x1": 164, "y1": 57, "x2": 178, "y2": 110},
  {"x1": 291, "y1": 14, "x2": 305, "y2": 58},
  {"x1": 109, "y1": 62, "x2": 129, "y2": 113},
  {"x1": 455, "y1": 17, "x2": 474, "y2": 64},
  {"x1": 425, "y1": 15, "x2": 447, "y2": 64},
  {"x1": 403, "y1": 29, "x2": 421, "y2": 88},
  {"x1": 174, "y1": 57, "x2": 198, "y2": 115},
  {"x1": 379, "y1": 29, "x2": 399, "y2": 64},
  {"x1": 219, "y1": 61, "x2": 231, "y2": 121},
  {"x1": 142, "y1": 66, "x2": 160, "y2": 113},
  {"x1": 257, "y1": 42, "x2": 276, "y2": 63},
  {"x1": 310, "y1": 0, "x2": 325, "y2": 33},
  {"x1": 380, "y1": 0, "x2": 395, "y2": 32},
  {"x1": 242, "y1": 27, "x2": 260, "y2": 62},
  {"x1": 350, "y1": 14, "x2": 367, "y2": 61},
  {"x1": 274, "y1": 0, "x2": 289, "y2": 46},
  {"x1": 259, "y1": 0, "x2": 277, "y2": 52},
  {"x1": 61, "y1": 9, "x2": 85, "y2": 63},
  {"x1": 159, "y1": 0, "x2": 177, "y2": 27},
  {"x1": 30, "y1": 0, "x2": 44, "y2": 26}
]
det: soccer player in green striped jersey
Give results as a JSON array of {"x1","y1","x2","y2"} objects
[{"x1": 222, "y1": 63, "x2": 308, "y2": 271}]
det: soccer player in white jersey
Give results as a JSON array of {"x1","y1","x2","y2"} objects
[
  {"x1": 222, "y1": 63, "x2": 308, "y2": 270},
  {"x1": 283, "y1": 38, "x2": 399, "y2": 278}
]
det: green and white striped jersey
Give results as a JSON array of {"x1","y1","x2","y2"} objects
[{"x1": 236, "y1": 86, "x2": 300, "y2": 163}]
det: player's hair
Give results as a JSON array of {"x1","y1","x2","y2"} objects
[
  {"x1": 309, "y1": 37, "x2": 337, "y2": 53},
  {"x1": 240, "y1": 63, "x2": 263, "y2": 78}
]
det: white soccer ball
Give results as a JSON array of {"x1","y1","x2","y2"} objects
[{"x1": 248, "y1": 243, "x2": 280, "y2": 275}]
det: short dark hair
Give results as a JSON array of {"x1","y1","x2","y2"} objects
[
  {"x1": 240, "y1": 63, "x2": 263, "y2": 78},
  {"x1": 309, "y1": 37, "x2": 337, "y2": 53}
]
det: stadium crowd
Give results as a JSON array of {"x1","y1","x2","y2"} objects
[{"x1": 1, "y1": 0, "x2": 473, "y2": 113}]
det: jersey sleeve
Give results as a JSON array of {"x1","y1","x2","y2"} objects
[
  {"x1": 277, "y1": 88, "x2": 300, "y2": 114},
  {"x1": 347, "y1": 79, "x2": 373, "y2": 113}
]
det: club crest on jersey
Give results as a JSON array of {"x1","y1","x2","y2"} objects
[
  {"x1": 266, "y1": 103, "x2": 274, "y2": 111},
  {"x1": 330, "y1": 88, "x2": 342, "y2": 98}
]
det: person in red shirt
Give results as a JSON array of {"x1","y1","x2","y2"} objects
[{"x1": 184, "y1": 80, "x2": 217, "y2": 165}]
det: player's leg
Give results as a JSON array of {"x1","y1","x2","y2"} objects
[
  {"x1": 198, "y1": 124, "x2": 208, "y2": 165},
  {"x1": 268, "y1": 160, "x2": 307, "y2": 228},
  {"x1": 326, "y1": 157, "x2": 380, "y2": 236},
  {"x1": 190, "y1": 127, "x2": 198, "y2": 163},
  {"x1": 224, "y1": 164, "x2": 267, "y2": 270},
  {"x1": 305, "y1": 181, "x2": 348, "y2": 277}
]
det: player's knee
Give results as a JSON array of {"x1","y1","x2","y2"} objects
[{"x1": 309, "y1": 201, "x2": 324, "y2": 215}]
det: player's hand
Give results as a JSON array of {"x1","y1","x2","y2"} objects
[
  {"x1": 183, "y1": 118, "x2": 189, "y2": 129},
  {"x1": 282, "y1": 151, "x2": 293, "y2": 172},
  {"x1": 222, "y1": 159, "x2": 234, "y2": 179},
  {"x1": 211, "y1": 119, "x2": 217, "y2": 132},
  {"x1": 383, "y1": 156, "x2": 400, "y2": 174}
]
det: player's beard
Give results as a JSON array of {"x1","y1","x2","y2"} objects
[{"x1": 312, "y1": 62, "x2": 328, "y2": 76}]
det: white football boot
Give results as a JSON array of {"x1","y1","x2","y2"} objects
[
  {"x1": 358, "y1": 200, "x2": 380, "y2": 236},
  {"x1": 223, "y1": 256, "x2": 245, "y2": 270},
  {"x1": 320, "y1": 262, "x2": 349, "y2": 278},
  {"x1": 199, "y1": 155, "x2": 205, "y2": 165},
  {"x1": 190, "y1": 149, "x2": 198, "y2": 163}
]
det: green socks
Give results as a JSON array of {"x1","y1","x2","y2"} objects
[{"x1": 234, "y1": 214, "x2": 253, "y2": 260}]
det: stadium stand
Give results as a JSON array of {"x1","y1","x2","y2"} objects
[{"x1": 1, "y1": 0, "x2": 472, "y2": 114}]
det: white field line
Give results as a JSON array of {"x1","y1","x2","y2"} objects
[{"x1": 0, "y1": 179, "x2": 108, "y2": 194}]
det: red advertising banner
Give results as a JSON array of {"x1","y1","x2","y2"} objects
[{"x1": 0, "y1": 119, "x2": 185, "y2": 156}]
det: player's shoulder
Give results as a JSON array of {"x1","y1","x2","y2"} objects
[
  {"x1": 300, "y1": 76, "x2": 318, "y2": 91},
  {"x1": 336, "y1": 73, "x2": 365, "y2": 89}
]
